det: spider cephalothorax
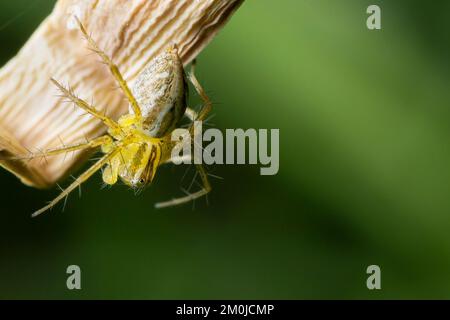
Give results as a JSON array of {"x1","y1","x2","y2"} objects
[{"x1": 15, "y1": 19, "x2": 212, "y2": 217}]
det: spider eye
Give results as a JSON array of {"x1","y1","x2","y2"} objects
[{"x1": 139, "y1": 178, "x2": 145, "y2": 184}]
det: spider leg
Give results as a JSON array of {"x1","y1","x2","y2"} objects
[
  {"x1": 8, "y1": 135, "x2": 112, "y2": 161},
  {"x1": 51, "y1": 78, "x2": 120, "y2": 130},
  {"x1": 155, "y1": 164, "x2": 211, "y2": 209},
  {"x1": 31, "y1": 147, "x2": 121, "y2": 217},
  {"x1": 156, "y1": 60, "x2": 214, "y2": 208},
  {"x1": 188, "y1": 59, "x2": 212, "y2": 124},
  {"x1": 76, "y1": 18, "x2": 142, "y2": 119}
]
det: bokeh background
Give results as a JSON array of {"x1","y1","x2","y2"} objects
[{"x1": 1, "y1": 0, "x2": 449, "y2": 299}]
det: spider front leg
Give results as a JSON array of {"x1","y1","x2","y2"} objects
[
  {"x1": 51, "y1": 78, "x2": 120, "y2": 130},
  {"x1": 76, "y1": 18, "x2": 142, "y2": 119},
  {"x1": 3, "y1": 135, "x2": 112, "y2": 161},
  {"x1": 155, "y1": 164, "x2": 211, "y2": 209},
  {"x1": 32, "y1": 146, "x2": 122, "y2": 217}
]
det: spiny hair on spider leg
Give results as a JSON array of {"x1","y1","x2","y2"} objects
[
  {"x1": 187, "y1": 170, "x2": 199, "y2": 192},
  {"x1": 181, "y1": 165, "x2": 193, "y2": 183},
  {"x1": 207, "y1": 172, "x2": 224, "y2": 180}
]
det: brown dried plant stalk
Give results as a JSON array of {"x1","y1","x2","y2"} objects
[{"x1": 0, "y1": 0, "x2": 243, "y2": 188}]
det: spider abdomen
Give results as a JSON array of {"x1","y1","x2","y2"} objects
[{"x1": 131, "y1": 46, "x2": 187, "y2": 138}]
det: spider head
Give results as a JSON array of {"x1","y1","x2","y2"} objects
[{"x1": 118, "y1": 142, "x2": 162, "y2": 189}]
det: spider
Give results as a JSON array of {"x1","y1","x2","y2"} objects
[{"x1": 16, "y1": 19, "x2": 212, "y2": 217}]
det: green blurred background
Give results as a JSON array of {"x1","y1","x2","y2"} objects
[{"x1": 0, "y1": 0, "x2": 449, "y2": 299}]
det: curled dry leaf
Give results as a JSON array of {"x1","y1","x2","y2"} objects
[{"x1": 0, "y1": 0, "x2": 243, "y2": 188}]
